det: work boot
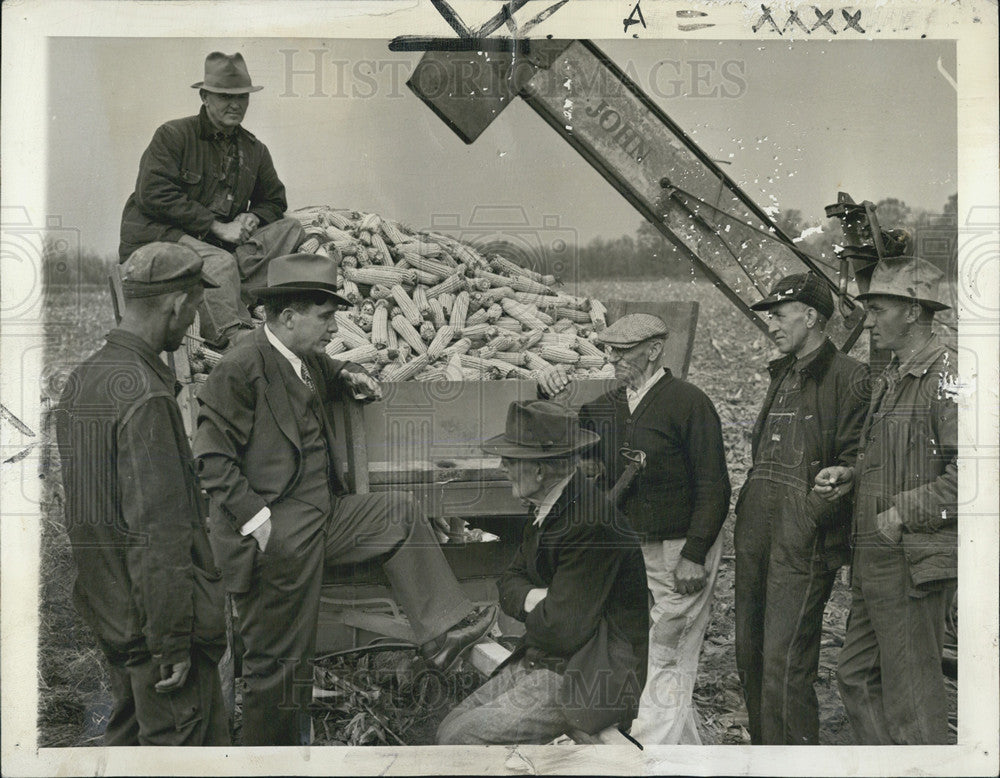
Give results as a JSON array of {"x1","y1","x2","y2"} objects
[{"x1": 420, "y1": 604, "x2": 498, "y2": 673}]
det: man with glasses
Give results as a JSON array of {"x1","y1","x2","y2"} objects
[
  {"x1": 119, "y1": 52, "x2": 305, "y2": 351},
  {"x1": 538, "y1": 313, "x2": 730, "y2": 744}
]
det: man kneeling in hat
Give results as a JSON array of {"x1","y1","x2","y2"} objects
[
  {"x1": 436, "y1": 401, "x2": 649, "y2": 745},
  {"x1": 193, "y1": 252, "x2": 496, "y2": 746},
  {"x1": 814, "y1": 256, "x2": 957, "y2": 744},
  {"x1": 120, "y1": 52, "x2": 305, "y2": 351}
]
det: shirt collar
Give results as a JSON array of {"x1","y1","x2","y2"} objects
[
  {"x1": 895, "y1": 333, "x2": 947, "y2": 377},
  {"x1": 626, "y1": 367, "x2": 667, "y2": 411},
  {"x1": 264, "y1": 323, "x2": 306, "y2": 381},
  {"x1": 790, "y1": 340, "x2": 824, "y2": 373},
  {"x1": 104, "y1": 328, "x2": 176, "y2": 388},
  {"x1": 532, "y1": 471, "x2": 576, "y2": 527},
  {"x1": 198, "y1": 105, "x2": 239, "y2": 141}
]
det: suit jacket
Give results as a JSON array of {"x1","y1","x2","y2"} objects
[
  {"x1": 578, "y1": 368, "x2": 730, "y2": 564},
  {"x1": 193, "y1": 326, "x2": 363, "y2": 593},
  {"x1": 497, "y1": 470, "x2": 649, "y2": 733}
]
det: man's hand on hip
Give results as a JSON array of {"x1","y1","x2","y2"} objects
[
  {"x1": 155, "y1": 657, "x2": 192, "y2": 693},
  {"x1": 673, "y1": 556, "x2": 707, "y2": 595},
  {"x1": 251, "y1": 518, "x2": 272, "y2": 552},
  {"x1": 210, "y1": 219, "x2": 249, "y2": 246}
]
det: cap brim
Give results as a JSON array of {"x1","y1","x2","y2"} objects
[
  {"x1": 481, "y1": 429, "x2": 600, "y2": 459},
  {"x1": 855, "y1": 291, "x2": 951, "y2": 311},
  {"x1": 191, "y1": 82, "x2": 263, "y2": 93},
  {"x1": 749, "y1": 295, "x2": 781, "y2": 311},
  {"x1": 252, "y1": 284, "x2": 352, "y2": 307}
]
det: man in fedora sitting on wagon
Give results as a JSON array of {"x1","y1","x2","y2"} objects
[
  {"x1": 120, "y1": 52, "x2": 305, "y2": 351},
  {"x1": 193, "y1": 252, "x2": 497, "y2": 746},
  {"x1": 437, "y1": 400, "x2": 649, "y2": 745}
]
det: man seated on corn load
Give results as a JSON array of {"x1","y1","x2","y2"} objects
[{"x1": 437, "y1": 400, "x2": 649, "y2": 745}]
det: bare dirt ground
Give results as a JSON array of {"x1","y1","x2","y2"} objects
[{"x1": 38, "y1": 277, "x2": 955, "y2": 747}]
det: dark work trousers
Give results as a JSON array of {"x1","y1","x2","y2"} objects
[
  {"x1": 104, "y1": 648, "x2": 230, "y2": 746},
  {"x1": 735, "y1": 480, "x2": 838, "y2": 745},
  {"x1": 234, "y1": 491, "x2": 471, "y2": 746},
  {"x1": 837, "y1": 531, "x2": 953, "y2": 744}
]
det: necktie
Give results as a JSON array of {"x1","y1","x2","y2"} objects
[{"x1": 300, "y1": 362, "x2": 315, "y2": 392}]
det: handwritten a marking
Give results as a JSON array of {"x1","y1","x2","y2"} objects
[
  {"x1": 812, "y1": 6, "x2": 837, "y2": 33},
  {"x1": 842, "y1": 8, "x2": 865, "y2": 33},
  {"x1": 623, "y1": 1, "x2": 647, "y2": 34},
  {"x1": 752, "y1": 4, "x2": 782, "y2": 34}
]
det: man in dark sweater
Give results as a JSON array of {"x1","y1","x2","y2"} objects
[
  {"x1": 538, "y1": 313, "x2": 731, "y2": 744},
  {"x1": 120, "y1": 52, "x2": 304, "y2": 350}
]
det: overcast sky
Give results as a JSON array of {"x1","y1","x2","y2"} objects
[{"x1": 46, "y1": 38, "x2": 956, "y2": 256}]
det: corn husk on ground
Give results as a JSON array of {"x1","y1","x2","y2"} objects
[{"x1": 263, "y1": 206, "x2": 616, "y2": 383}]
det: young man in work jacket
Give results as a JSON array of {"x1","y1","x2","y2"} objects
[
  {"x1": 120, "y1": 52, "x2": 304, "y2": 351},
  {"x1": 193, "y1": 253, "x2": 496, "y2": 746},
  {"x1": 54, "y1": 243, "x2": 229, "y2": 745},
  {"x1": 437, "y1": 400, "x2": 648, "y2": 744},
  {"x1": 815, "y1": 257, "x2": 958, "y2": 744},
  {"x1": 539, "y1": 313, "x2": 731, "y2": 744},
  {"x1": 735, "y1": 272, "x2": 869, "y2": 744}
]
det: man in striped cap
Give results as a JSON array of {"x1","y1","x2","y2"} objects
[{"x1": 538, "y1": 313, "x2": 730, "y2": 744}]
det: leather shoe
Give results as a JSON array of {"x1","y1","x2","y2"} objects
[{"x1": 421, "y1": 604, "x2": 498, "y2": 672}]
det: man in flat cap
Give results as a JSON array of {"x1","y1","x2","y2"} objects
[
  {"x1": 538, "y1": 313, "x2": 730, "y2": 744},
  {"x1": 54, "y1": 243, "x2": 229, "y2": 745},
  {"x1": 814, "y1": 257, "x2": 957, "y2": 744},
  {"x1": 734, "y1": 272, "x2": 869, "y2": 744},
  {"x1": 120, "y1": 52, "x2": 305, "y2": 351},
  {"x1": 193, "y1": 252, "x2": 496, "y2": 746},
  {"x1": 437, "y1": 400, "x2": 648, "y2": 744}
]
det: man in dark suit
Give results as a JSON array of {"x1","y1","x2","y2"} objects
[
  {"x1": 193, "y1": 252, "x2": 496, "y2": 745},
  {"x1": 437, "y1": 400, "x2": 648, "y2": 744}
]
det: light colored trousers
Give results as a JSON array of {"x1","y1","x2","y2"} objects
[{"x1": 628, "y1": 536, "x2": 723, "y2": 745}]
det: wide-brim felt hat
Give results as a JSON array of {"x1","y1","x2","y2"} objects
[
  {"x1": 855, "y1": 256, "x2": 951, "y2": 311},
  {"x1": 750, "y1": 271, "x2": 834, "y2": 320},
  {"x1": 253, "y1": 252, "x2": 352, "y2": 306},
  {"x1": 191, "y1": 52, "x2": 263, "y2": 94},
  {"x1": 482, "y1": 400, "x2": 600, "y2": 459}
]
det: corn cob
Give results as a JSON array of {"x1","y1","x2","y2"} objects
[
  {"x1": 299, "y1": 236, "x2": 321, "y2": 254},
  {"x1": 369, "y1": 284, "x2": 394, "y2": 301},
  {"x1": 501, "y1": 298, "x2": 548, "y2": 330},
  {"x1": 412, "y1": 285, "x2": 431, "y2": 317},
  {"x1": 428, "y1": 297, "x2": 446, "y2": 328},
  {"x1": 461, "y1": 323, "x2": 497, "y2": 341},
  {"x1": 324, "y1": 211, "x2": 354, "y2": 230},
  {"x1": 413, "y1": 270, "x2": 441, "y2": 287},
  {"x1": 514, "y1": 291, "x2": 587, "y2": 310},
  {"x1": 374, "y1": 349, "x2": 395, "y2": 366},
  {"x1": 539, "y1": 345, "x2": 580, "y2": 364},
  {"x1": 333, "y1": 312, "x2": 371, "y2": 348},
  {"x1": 426, "y1": 325, "x2": 456, "y2": 357},
  {"x1": 576, "y1": 337, "x2": 605, "y2": 358},
  {"x1": 339, "y1": 343, "x2": 379, "y2": 363},
  {"x1": 382, "y1": 353, "x2": 431, "y2": 382},
  {"x1": 385, "y1": 320, "x2": 399, "y2": 350},
  {"x1": 478, "y1": 285, "x2": 514, "y2": 306},
  {"x1": 484, "y1": 333, "x2": 519, "y2": 353},
  {"x1": 505, "y1": 364, "x2": 535, "y2": 380},
  {"x1": 577, "y1": 354, "x2": 607, "y2": 369},
  {"x1": 438, "y1": 292, "x2": 454, "y2": 317},
  {"x1": 448, "y1": 242, "x2": 486, "y2": 268},
  {"x1": 344, "y1": 266, "x2": 417, "y2": 287},
  {"x1": 356, "y1": 310, "x2": 374, "y2": 332},
  {"x1": 458, "y1": 354, "x2": 493, "y2": 373},
  {"x1": 489, "y1": 256, "x2": 556, "y2": 285},
  {"x1": 493, "y1": 317, "x2": 522, "y2": 333},
  {"x1": 371, "y1": 302, "x2": 390, "y2": 348},
  {"x1": 419, "y1": 321, "x2": 436, "y2": 343},
  {"x1": 450, "y1": 291, "x2": 471, "y2": 329},
  {"x1": 370, "y1": 233, "x2": 393, "y2": 266},
  {"x1": 493, "y1": 351, "x2": 527, "y2": 366},
  {"x1": 391, "y1": 314, "x2": 428, "y2": 354},
  {"x1": 199, "y1": 347, "x2": 223, "y2": 369},
  {"x1": 391, "y1": 285, "x2": 422, "y2": 326},
  {"x1": 397, "y1": 240, "x2": 443, "y2": 258},
  {"x1": 521, "y1": 329, "x2": 544, "y2": 349},
  {"x1": 552, "y1": 318, "x2": 577, "y2": 333},
  {"x1": 540, "y1": 331, "x2": 578, "y2": 348},
  {"x1": 340, "y1": 254, "x2": 358, "y2": 269},
  {"x1": 403, "y1": 255, "x2": 453, "y2": 280},
  {"x1": 441, "y1": 337, "x2": 472, "y2": 357},
  {"x1": 325, "y1": 338, "x2": 347, "y2": 357},
  {"x1": 427, "y1": 273, "x2": 466, "y2": 299},
  {"x1": 589, "y1": 298, "x2": 608, "y2": 329},
  {"x1": 332, "y1": 239, "x2": 358, "y2": 255},
  {"x1": 341, "y1": 279, "x2": 362, "y2": 305},
  {"x1": 555, "y1": 306, "x2": 593, "y2": 323},
  {"x1": 465, "y1": 307, "x2": 490, "y2": 327},
  {"x1": 524, "y1": 352, "x2": 554, "y2": 371},
  {"x1": 380, "y1": 219, "x2": 409, "y2": 245},
  {"x1": 358, "y1": 212, "x2": 381, "y2": 233}
]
